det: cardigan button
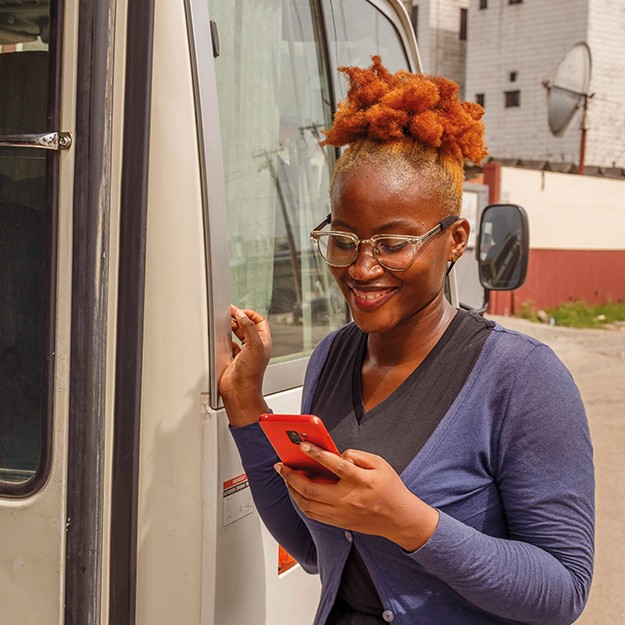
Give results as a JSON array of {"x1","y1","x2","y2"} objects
[
  {"x1": 344, "y1": 531, "x2": 353, "y2": 542},
  {"x1": 382, "y1": 610, "x2": 395, "y2": 622}
]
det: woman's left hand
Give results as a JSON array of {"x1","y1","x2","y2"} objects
[{"x1": 275, "y1": 443, "x2": 439, "y2": 552}]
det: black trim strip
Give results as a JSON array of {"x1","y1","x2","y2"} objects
[
  {"x1": 108, "y1": 0, "x2": 155, "y2": 622},
  {"x1": 65, "y1": 0, "x2": 116, "y2": 622},
  {"x1": 314, "y1": 0, "x2": 339, "y2": 159}
]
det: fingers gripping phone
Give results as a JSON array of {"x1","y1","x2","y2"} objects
[{"x1": 259, "y1": 414, "x2": 341, "y2": 483}]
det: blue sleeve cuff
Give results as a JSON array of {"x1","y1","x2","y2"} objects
[
  {"x1": 407, "y1": 510, "x2": 477, "y2": 567},
  {"x1": 229, "y1": 421, "x2": 280, "y2": 470}
]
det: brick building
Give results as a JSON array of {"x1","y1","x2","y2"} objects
[{"x1": 405, "y1": 0, "x2": 625, "y2": 170}]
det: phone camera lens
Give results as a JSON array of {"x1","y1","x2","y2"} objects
[{"x1": 287, "y1": 430, "x2": 303, "y2": 444}]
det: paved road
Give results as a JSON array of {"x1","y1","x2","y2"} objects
[{"x1": 488, "y1": 315, "x2": 625, "y2": 625}]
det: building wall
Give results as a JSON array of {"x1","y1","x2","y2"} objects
[
  {"x1": 466, "y1": 0, "x2": 590, "y2": 165},
  {"x1": 466, "y1": 0, "x2": 625, "y2": 169},
  {"x1": 585, "y1": 0, "x2": 625, "y2": 168},
  {"x1": 486, "y1": 164, "x2": 625, "y2": 313}
]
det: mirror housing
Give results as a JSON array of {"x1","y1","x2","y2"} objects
[{"x1": 477, "y1": 204, "x2": 529, "y2": 291}]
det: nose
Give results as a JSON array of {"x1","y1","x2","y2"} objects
[{"x1": 347, "y1": 241, "x2": 384, "y2": 280}]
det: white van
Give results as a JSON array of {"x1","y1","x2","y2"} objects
[{"x1": 0, "y1": 2, "x2": 526, "y2": 624}]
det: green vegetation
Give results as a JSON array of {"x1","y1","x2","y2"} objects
[{"x1": 517, "y1": 300, "x2": 625, "y2": 329}]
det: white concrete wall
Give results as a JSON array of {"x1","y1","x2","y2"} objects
[
  {"x1": 466, "y1": 0, "x2": 625, "y2": 169},
  {"x1": 466, "y1": 0, "x2": 589, "y2": 164},
  {"x1": 499, "y1": 166, "x2": 625, "y2": 250},
  {"x1": 586, "y1": 0, "x2": 625, "y2": 168}
]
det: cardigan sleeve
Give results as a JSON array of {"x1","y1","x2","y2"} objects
[
  {"x1": 230, "y1": 422, "x2": 319, "y2": 573},
  {"x1": 227, "y1": 329, "x2": 342, "y2": 574},
  {"x1": 409, "y1": 343, "x2": 594, "y2": 625}
]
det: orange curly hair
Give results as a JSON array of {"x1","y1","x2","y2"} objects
[{"x1": 323, "y1": 56, "x2": 487, "y2": 215}]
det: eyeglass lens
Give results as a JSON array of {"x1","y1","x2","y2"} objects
[{"x1": 315, "y1": 233, "x2": 416, "y2": 270}]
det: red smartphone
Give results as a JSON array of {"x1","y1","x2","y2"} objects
[{"x1": 259, "y1": 414, "x2": 341, "y2": 483}]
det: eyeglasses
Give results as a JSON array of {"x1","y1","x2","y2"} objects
[{"x1": 310, "y1": 215, "x2": 458, "y2": 272}]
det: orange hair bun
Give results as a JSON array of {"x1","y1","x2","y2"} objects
[{"x1": 322, "y1": 56, "x2": 487, "y2": 164}]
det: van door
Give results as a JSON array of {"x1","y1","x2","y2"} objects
[{"x1": 190, "y1": 1, "x2": 422, "y2": 624}]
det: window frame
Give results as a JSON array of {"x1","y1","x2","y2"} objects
[
  {"x1": 0, "y1": 1, "x2": 63, "y2": 498},
  {"x1": 479, "y1": 0, "x2": 488, "y2": 10},
  {"x1": 189, "y1": 0, "x2": 421, "y2": 408},
  {"x1": 459, "y1": 7, "x2": 468, "y2": 41},
  {"x1": 504, "y1": 89, "x2": 521, "y2": 108}
]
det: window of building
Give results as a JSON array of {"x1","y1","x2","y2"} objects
[
  {"x1": 411, "y1": 5, "x2": 419, "y2": 40},
  {"x1": 479, "y1": 0, "x2": 488, "y2": 9},
  {"x1": 459, "y1": 8, "x2": 468, "y2": 40},
  {"x1": 505, "y1": 90, "x2": 521, "y2": 107},
  {"x1": 509, "y1": 0, "x2": 523, "y2": 4},
  {"x1": 476, "y1": 93, "x2": 485, "y2": 107},
  {"x1": 509, "y1": 71, "x2": 518, "y2": 82}
]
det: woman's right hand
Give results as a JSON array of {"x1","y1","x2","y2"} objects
[{"x1": 218, "y1": 305, "x2": 273, "y2": 428}]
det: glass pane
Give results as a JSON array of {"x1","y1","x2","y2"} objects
[
  {"x1": 478, "y1": 205, "x2": 525, "y2": 290},
  {"x1": 209, "y1": 0, "x2": 346, "y2": 362},
  {"x1": 0, "y1": 1, "x2": 53, "y2": 485},
  {"x1": 321, "y1": 0, "x2": 411, "y2": 101}
]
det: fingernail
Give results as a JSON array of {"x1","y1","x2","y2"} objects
[
  {"x1": 274, "y1": 463, "x2": 282, "y2": 474},
  {"x1": 300, "y1": 442, "x2": 311, "y2": 452}
]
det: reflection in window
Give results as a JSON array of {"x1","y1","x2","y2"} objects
[
  {"x1": 410, "y1": 5, "x2": 418, "y2": 41},
  {"x1": 0, "y1": 3, "x2": 54, "y2": 487},
  {"x1": 322, "y1": 0, "x2": 411, "y2": 100},
  {"x1": 209, "y1": 0, "x2": 346, "y2": 361}
]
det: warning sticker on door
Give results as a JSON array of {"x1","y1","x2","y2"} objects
[{"x1": 223, "y1": 473, "x2": 254, "y2": 526}]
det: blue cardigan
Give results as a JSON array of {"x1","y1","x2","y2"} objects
[{"x1": 231, "y1": 323, "x2": 594, "y2": 625}]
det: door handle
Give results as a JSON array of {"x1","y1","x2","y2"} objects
[{"x1": 0, "y1": 131, "x2": 72, "y2": 151}]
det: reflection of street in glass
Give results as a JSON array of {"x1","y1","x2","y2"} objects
[{"x1": 269, "y1": 317, "x2": 336, "y2": 359}]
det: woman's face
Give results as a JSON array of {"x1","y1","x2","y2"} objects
[{"x1": 329, "y1": 161, "x2": 465, "y2": 335}]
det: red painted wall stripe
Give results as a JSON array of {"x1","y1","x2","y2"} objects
[{"x1": 489, "y1": 249, "x2": 625, "y2": 314}]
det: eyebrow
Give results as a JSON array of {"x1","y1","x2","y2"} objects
[{"x1": 331, "y1": 218, "x2": 424, "y2": 233}]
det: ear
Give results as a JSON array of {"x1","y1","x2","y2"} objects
[{"x1": 448, "y1": 218, "x2": 470, "y2": 260}]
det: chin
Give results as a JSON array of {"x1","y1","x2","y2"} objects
[{"x1": 349, "y1": 310, "x2": 398, "y2": 335}]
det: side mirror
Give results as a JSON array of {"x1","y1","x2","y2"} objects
[{"x1": 477, "y1": 204, "x2": 529, "y2": 291}]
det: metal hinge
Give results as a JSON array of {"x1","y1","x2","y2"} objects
[{"x1": 0, "y1": 131, "x2": 73, "y2": 151}]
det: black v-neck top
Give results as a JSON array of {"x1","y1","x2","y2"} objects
[{"x1": 310, "y1": 309, "x2": 494, "y2": 623}]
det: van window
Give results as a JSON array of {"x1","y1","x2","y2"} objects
[
  {"x1": 0, "y1": 2, "x2": 57, "y2": 491},
  {"x1": 209, "y1": 0, "x2": 346, "y2": 362},
  {"x1": 321, "y1": 0, "x2": 412, "y2": 99}
]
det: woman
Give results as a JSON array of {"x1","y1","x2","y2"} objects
[{"x1": 219, "y1": 57, "x2": 594, "y2": 625}]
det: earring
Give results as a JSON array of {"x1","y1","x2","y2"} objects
[{"x1": 450, "y1": 255, "x2": 457, "y2": 263}]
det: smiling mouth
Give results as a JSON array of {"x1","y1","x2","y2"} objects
[{"x1": 350, "y1": 287, "x2": 397, "y2": 309}]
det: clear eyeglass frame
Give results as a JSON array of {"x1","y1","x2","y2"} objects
[{"x1": 310, "y1": 214, "x2": 459, "y2": 272}]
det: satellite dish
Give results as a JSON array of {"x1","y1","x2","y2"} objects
[
  {"x1": 545, "y1": 42, "x2": 592, "y2": 137},
  {"x1": 544, "y1": 43, "x2": 593, "y2": 173}
]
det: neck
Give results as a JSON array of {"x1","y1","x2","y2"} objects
[{"x1": 365, "y1": 297, "x2": 457, "y2": 368}]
